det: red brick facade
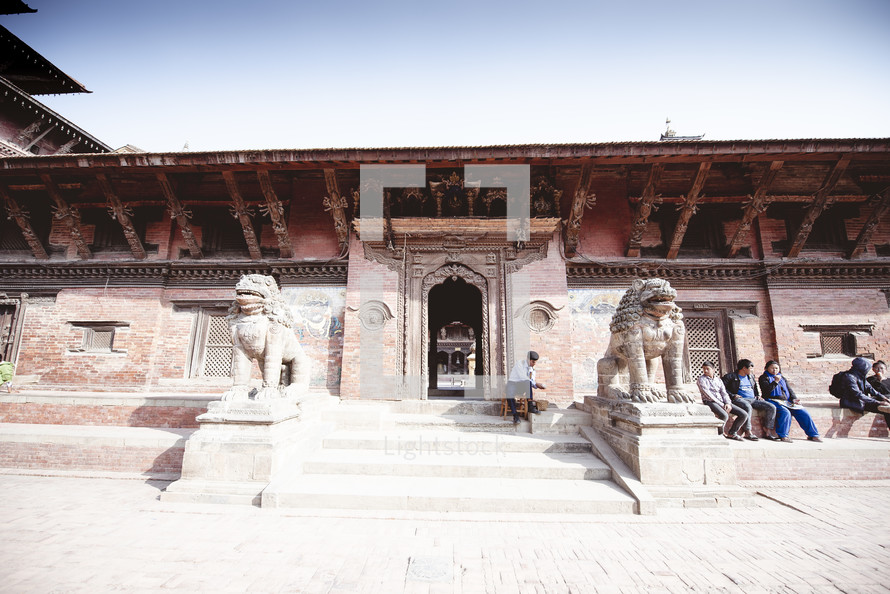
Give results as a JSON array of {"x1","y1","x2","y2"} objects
[{"x1": 1, "y1": 141, "x2": 888, "y2": 407}]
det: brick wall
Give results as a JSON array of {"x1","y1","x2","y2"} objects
[
  {"x1": 0, "y1": 443, "x2": 184, "y2": 476},
  {"x1": 340, "y1": 235, "x2": 401, "y2": 400},
  {"x1": 768, "y1": 287, "x2": 890, "y2": 393},
  {"x1": 0, "y1": 402, "x2": 202, "y2": 428},
  {"x1": 510, "y1": 235, "x2": 573, "y2": 406}
]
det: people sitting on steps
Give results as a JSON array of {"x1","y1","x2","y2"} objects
[
  {"x1": 696, "y1": 361, "x2": 748, "y2": 441},
  {"x1": 720, "y1": 359, "x2": 777, "y2": 441},
  {"x1": 758, "y1": 360, "x2": 822, "y2": 442},
  {"x1": 836, "y1": 357, "x2": 890, "y2": 429},
  {"x1": 506, "y1": 350, "x2": 547, "y2": 425}
]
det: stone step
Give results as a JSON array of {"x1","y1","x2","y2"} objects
[
  {"x1": 262, "y1": 473, "x2": 636, "y2": 514},
  {"x1": 322, "y1": 429, "x2": 594, "y2": 453},
  {"x1": 0, "y1": 422, "x2": 193, "y2": 478},
  {"x1": 530, "y1": 409, "x2": 593, "y2": 434},
  {"x1": 731, "y1": 436, "x2": 890, "y2": 480},
  {"x1": 302, "y1": 449, "x2": 611, "y2": 480},
  {"x1": 388, "y1": 413, "x2": 530, "y2": 432}
]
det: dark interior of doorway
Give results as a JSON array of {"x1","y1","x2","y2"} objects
[{"x1": 428, "y1": 276, "x2": 482, "y2": 399}]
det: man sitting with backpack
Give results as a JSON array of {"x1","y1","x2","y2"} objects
[{"x1": 832, "y1": 357, "x2": 890, "y2": 429}]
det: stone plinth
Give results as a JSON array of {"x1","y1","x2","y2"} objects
[
  {"x1": 584, "y1": 395, "x2": 737, "y2": 487},
  {"x1": 162, "y1": 394, "x2": 336, "y2": 505}
]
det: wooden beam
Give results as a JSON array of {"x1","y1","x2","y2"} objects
[
  {"x1": 155, "y1": 173, "x2": 203, "y2": 259},
  {"x1": 0, "y1": 185, "x2": 49, "y2": 259},
  {"x1": 40, "y1": 173, "x2": 91, "y2": 260},
  {"x1": 256, "y1": 169, "x2": 293, "y2": 258},
  {"x1": 726, "y1": 161, "x2": 784, "y2": 258},
  {"x1": 221, "y1": 171, "x2": 262, "y2": 260},
  {"x1": 563, "y1": 164, "x2": 595, "y2": 257},
  {"x1": 95, "y1": 174, "x2": 146, "y2": 260},
  {"x1": 849, "y1": 187, "x2": 890, "y2": 259},
  {"x1": 323, "y1": 168, "x2": 350, "y2": 253},
  {"x1": 666, "y1": 162, "x2": 711, "y2": 259},
  {"x1": 786, "y1": 157, "x2": 851, "y2": 258},
  {"x1": 626, "y1": 163, "x2": 664, "y2": 258}
]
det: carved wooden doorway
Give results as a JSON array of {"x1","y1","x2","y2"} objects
[
  {"x1": 0, "y1": 304, "x2": 15, "y2": 361},
  {"x1": 427, "y1": 276, "x2": 483, "y2": 398},
  {"x1": 420, "y1": 263, "x2": 491, "y2": 400}
]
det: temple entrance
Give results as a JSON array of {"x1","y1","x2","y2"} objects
[{"x1": 427, "y1": 277, "x2": 483, "y2": 398}]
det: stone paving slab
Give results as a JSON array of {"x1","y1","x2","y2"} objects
[{"x1": 1, "y1": 474, "x2": 889, "y2": 593}]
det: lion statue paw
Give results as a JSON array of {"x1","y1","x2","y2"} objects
[
  {"x1": 221, "y1": 386, "x2": 251, "y2": 402},
  {"x1": 666, "y1": 388, "x2": 697, "y2": 404}
]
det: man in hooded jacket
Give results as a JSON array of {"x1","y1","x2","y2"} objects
[{"x1": 836, "y1": 357, "x2": 890, "y2": 429}]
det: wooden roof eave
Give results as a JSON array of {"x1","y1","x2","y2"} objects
[{"x1": 1, "y1": 139, "x2": 888, "y2": 176}]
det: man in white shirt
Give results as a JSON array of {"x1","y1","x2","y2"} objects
[{"x1": 506, "y1": 350, "x2": 547, "y2": 424}]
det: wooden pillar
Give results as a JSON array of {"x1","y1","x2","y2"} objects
[
  {"x1": 257, "y1": 170, "x2": 294, "y2": 258},
  {"x1": 221, "y1": 171, "x2": 262, "y2": 260},
  {"x1": 787, "y1": 157, "x2": 850, "y2": 258},
  {"x1": 96, "y1": 173, "x2": 147, "y2": 260},
  {"x1": 40, "y1": 173, "x2": 90, "y2": 260},
  {"x1": 666, "y1": 162, "x2": 711, "y2": 259},
  {"x1": 727, "y1": 161, "x2": 783, "y2": 258},
  {"x1": 626, "y1": 164, "x2": 664, "y2": 258},
  {"x1": 156, "y1": 172, "x2": 203, "y2": 259},
  {"x1": 0, "y1": 186, "x2": 49, "y2": 259}
]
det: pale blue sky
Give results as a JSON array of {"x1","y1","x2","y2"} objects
[{"x1": 4, "y1": 0, "x2": 889, "y2": 152}]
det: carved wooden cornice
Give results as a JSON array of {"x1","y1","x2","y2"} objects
[
  {"x1": 566, "y1": 260, "x2": 890, "y2": 289},
  {"x1": 727, "y1": 161, "x2": 783, "y2": 258},
  {"x1": 156, "y1": 172, "x2": 203, "y2": 259},
  {"x1": 0, "y1": 262, "x2": 347, "y2": 290},
  {"x1": 221, "y1": 171, "x2": 262, "y2": 260},
  {"x1": 786, "y1": 157, "x2": 851, "y2": 258},
  {"x1": 849, "y1": 187, "x2": 890, "y2": 259},
  {"x1": 96, "y1": 173, "x2": 147, "y2": 260},
  {"x1": 666, "y1": 162, "x2": 711, "y2": 260},
  {"x1": 41, "y1": 173, "x2": 90, "y2": 260},
  {"x1": 626, "y1": 163, "x2": 664, "y2": 258},
  {"x1": 0, "y1": 185, "x2": 49, "y2": 259}
]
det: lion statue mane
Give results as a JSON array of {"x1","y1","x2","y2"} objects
[
  {"x1": 596, "y1": 278, "x2": 696, "y2": 403},
  {"x1": 222, "y1": 274, "x2": 310, "y2": 401}
]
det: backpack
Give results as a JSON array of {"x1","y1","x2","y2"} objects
[{"x1": 828, "y1": 371, "x2": 846, "y2": 398}]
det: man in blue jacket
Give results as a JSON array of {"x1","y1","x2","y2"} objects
[
  {"x1": 722, "y1": 359, "x2": 779, "y2": 441},
  {"x1": 836, "y1": 357, "x2": 890, "y2": 428}
]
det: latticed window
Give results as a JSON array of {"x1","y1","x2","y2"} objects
[
  {"x1": 84, "y1": 328, "x2": 114, "y2": 352},
  {"x1": 685, "y1": 316, "x2": 722, "y2": 377},
  {"x1": 801, "y1": 324, "x2": 873, "y2": 358},
  {"x1": 200, "y1": 314, "x2": 233, "y2": 378},
  {"x1": 68, "y1": 321, "x2": 128, "y2": 353}
]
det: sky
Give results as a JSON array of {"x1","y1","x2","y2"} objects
[{"x1": 3, "y1": 0, "x2": 890, "y2": 153}]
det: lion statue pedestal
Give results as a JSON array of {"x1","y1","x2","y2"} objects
[
  {"x1": 162, "y1": 275, "x2": 336, "y2": 506},
  {"x1": 586, "y1": 279, "x2": 752, "y2": 505}
]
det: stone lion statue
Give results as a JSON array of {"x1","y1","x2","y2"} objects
[
  {"x1": 222, "y1": 274, "x2": 310, "y2": 401},
  {"x1": 596, "y1": 278, "x2": 695, "y2": 403}
]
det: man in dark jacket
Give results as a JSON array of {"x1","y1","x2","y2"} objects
[
  {"x1": 722, "y1": 359, "x2": 778, "y2": 440},
  {"x1": 837, "y1": 357, "x2": 890, "y2": 428}
]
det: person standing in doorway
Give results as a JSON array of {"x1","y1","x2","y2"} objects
[{"x1": 506, "y1": 350, "x2": 547, "y2": 424}]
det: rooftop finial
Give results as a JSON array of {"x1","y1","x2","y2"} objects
[{"x1": 659, "y1": 118, "x2": 704, "y2": 142}]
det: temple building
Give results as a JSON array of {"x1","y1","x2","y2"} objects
[{"x1": 1, "y1": 139, "x2": 888, "y2": 403}]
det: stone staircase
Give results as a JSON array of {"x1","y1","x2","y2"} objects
[{"x1": 262, "y1": 400, "x2": 640, "y2": 514}]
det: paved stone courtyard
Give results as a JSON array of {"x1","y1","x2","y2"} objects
[{"x1": 1, "y1": 472, "x2": 889, "y2": 593}]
